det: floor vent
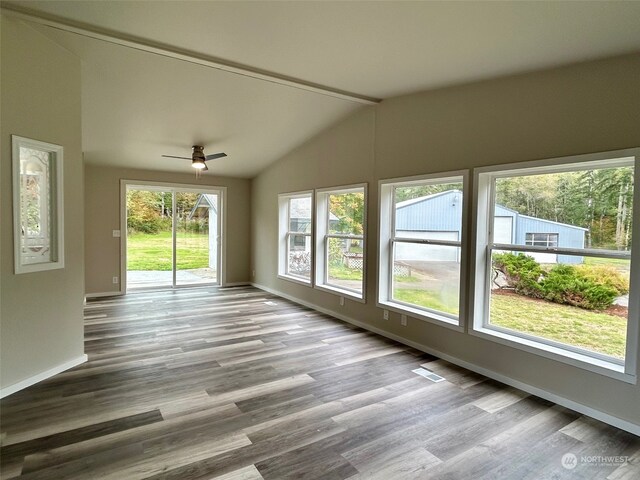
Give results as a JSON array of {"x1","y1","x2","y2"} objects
[{"x1": 412, "y1": 367, "x2": 446, "y2": 383}]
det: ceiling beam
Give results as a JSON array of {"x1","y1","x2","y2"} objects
[{"x1": 1, "y1": 2, "x2": 381, "y2": 105}]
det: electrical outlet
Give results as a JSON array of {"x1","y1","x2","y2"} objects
[
  {"x1": 112, "y1": 230, "x2": 121, "y2": 237},
  {"x1": 339, "y1": 296, "x2": 345, "y2": 306},
  {"x1": 252, "y1": 270, "x2": 256, "y2": 278},
  {"x1": 401, "y1": 314, "x2": 407, "y2": 326},
  {"x1": 383, "y1": 309, "x2": 389, "y2": 320},
  {"x1": 112, "y1": 276, "x2": 119, "y2": 284}
]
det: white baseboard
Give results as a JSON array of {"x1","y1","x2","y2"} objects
[
  {"x1": 252, "y1": 282, "x2": 640, "y2": 436},
  {"x1": 85, "y1": 291, "x2": 122, "y2": 299},
  {"x1": 0, "y1": 354, "x2": 88, "y2": 399}
]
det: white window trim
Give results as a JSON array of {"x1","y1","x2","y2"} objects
[
  {"x1": 377, "y1": 170, "x2": 469, "y2": 331},
  {"x1": 315, "y1": 184, "x2": 367, "y2": 302},
  {"x1": 470, "y1": 148, "x2": 640, "y2": 384},
  {"x1": 12, "y1": 136, "x2": 65, "y2": 274},
  {"x1": 278, "y1": 190, "x2": 314, "y2": 286}
]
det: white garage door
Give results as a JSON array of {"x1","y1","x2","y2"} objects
[
  {"x1": 493, "y1": 217, "x2": 513, "y2": 244},
  {"x1": 395, "y1": 231, "x2": 458, "y2": 262}
]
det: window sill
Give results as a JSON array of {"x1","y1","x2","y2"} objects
[
  {"x1": 315, "y1": 283, "x2": 365, "y2": 303},
  {"x1": 277, "y1": 274, "x2": 312, "y2": 287},
  {"x1": 470, "y1": 325, "x2": 636, "y2": 384},
  {"x1": 377, "y1": 300, "x2": 462, "y2": 332}
]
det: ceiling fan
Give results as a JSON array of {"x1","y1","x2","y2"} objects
[{"x1": 162, "y1": 145, "x2": 227, "y2": 171}]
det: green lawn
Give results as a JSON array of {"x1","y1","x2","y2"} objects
[
  {"x1": 390, "y1": 284, "x2": 625, "y2": 359},
  {"x1": 328, "y1": 264, "x2": 363, "y2": 281},
  {"x1": 584, "y1": 256, "x2": 630, "y2": 268},
  {"x1": 394, "y1": 275, "x2": 421, "y2": 284},
  {"x1": 393, "y1": 288, "x2": 459, "y2": 315},
  {"x1": 127, "y1": 231, "x2": 209, "y2": 270},
  {"x1": 490, "y1": 293, "x2": 626, "y2": 359}
]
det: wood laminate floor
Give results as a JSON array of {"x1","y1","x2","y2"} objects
[{"x1": 1, "y1": 286, "x2": 639, "y2": 479}]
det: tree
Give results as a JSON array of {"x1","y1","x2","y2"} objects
[
  {"x1": 495, "y1": 166, "x2": 634, "y2": 251},
  {"x1": 329, "y1": 192, "x2": 365, "y2": 234},
  {"x1": 127, "y1": 190, "x2": 168, "y2": 233},
  {"x1": 395, "y1": 183, "x2": 462, "y2": 203}
]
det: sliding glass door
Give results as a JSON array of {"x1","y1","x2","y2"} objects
[
  {"x1": 175, "y1": 191, "x2": 219, "y2": 286},
  {"x1": 125, "y1": 184, "x2": 222, "y2": 291},
  {"x1": 126, "y1": 189, "x2": 174, "y2": 289}
]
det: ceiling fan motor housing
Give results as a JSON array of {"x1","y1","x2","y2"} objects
[{"x1": 192, "y1": 145, "x2": 206, "y2": 160}]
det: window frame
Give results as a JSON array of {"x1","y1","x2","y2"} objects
[
  {"x1": 377, "y1": 171, "x2": 469, "y2": 331},
  {"x1": 314, "y1": 184, "x2": 367, "y2": 302},
  {"x1": 12, "y1": 135, "x2": 65, "y2": 274},
  {"x1": 278, "y1": 190, "x2": 314, "y2": 286},
  {"x1": 471, "y1": 149, "x2": 640, "y2": 383},
  {"x1": 525, "y1": 233, "x2": 559, "y2": 248}
]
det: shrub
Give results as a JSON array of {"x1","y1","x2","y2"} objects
[
  {"x1": 575, "y1": 264, "x2": 629, "y2": 295},
  {"x1": 492, "y1": 253, "x2": 543, "y2": 297},
  {"x1": 540, "y1": 265, "x2": 618, "y2": 310},
  {"x1": 127, "y1": 216, "x2": 171, "y2": 234},
  {"x1": 493, "y1": 253, "x2": 622, "y2": 310}
]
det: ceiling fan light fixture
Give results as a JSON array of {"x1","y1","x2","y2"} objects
[
  {"x1": 191, "y1": 158, "x2": 206, "y2": 169},
  {"x1": 162, "y1": 145, "x2": 223, "y2": 173}
]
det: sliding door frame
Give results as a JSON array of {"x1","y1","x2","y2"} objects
[{"x1": 120, "y1": 179, "x2": 227, "y2": 293}]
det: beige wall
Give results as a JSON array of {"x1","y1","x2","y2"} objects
[
  {"x1": 84, "y1": 166, "x2": 251, "y2": 294},
  {"x1": 252, "y1": 54, "x2": 640, "y2": 426},
  {"x1": 1, "y1": 16, "x2": 85, "y2": 390}
]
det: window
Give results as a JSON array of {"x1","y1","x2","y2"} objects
[
  {"x1": 315, "y1": 185, "x2": 366, "y2": 300},
  {"x1": 525, "y1": 233, "x2": 558, "y2": 248},
  {"x1": 378, "y1": 172, "x2": 468, "y2": 327},
  {"x1": 278, "y1": 191, "x2": 312, "y2": 284},
  {"x1": 473, "y1": 150, "x2": 639, "y2": 380},
  {"x1": 12, "y1": 135, "x2": 64, "y2": 274}
]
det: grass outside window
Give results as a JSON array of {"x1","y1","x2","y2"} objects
[{"x1": 127, "y1": 231, "x2": 209, "y2": 270}]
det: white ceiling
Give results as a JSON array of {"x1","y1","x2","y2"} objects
[
  {"x1": 31, "y1": 26, "x2": 359, "y2": 177},
  {"x1": 5, "y1": 0, "x2": 640, "y2": 177}
]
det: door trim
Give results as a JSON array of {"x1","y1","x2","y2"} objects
[{"x1": 120, "y1": 179, "x2": 227, "y2": 293}]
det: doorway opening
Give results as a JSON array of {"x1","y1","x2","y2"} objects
[{"x1": 123, "y1": 182, "x2": 223, "y2": 291}]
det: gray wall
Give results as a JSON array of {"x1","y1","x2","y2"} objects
[
  {"x1": 1, "y1": 16, "x2": 85, "y2": 390},
  {"x1": 84, "y1": 165, "x2": 251, "y2": 294},
  {"x1": 251, "y1": 54, "x2": 640, "y2": 426}
]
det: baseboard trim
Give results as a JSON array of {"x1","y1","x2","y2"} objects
[
  {"x1": 85, "y1": 291, "x2": 122, "y2": 299},
  {"x1": 0, "y1": 354, "x2": 88, "y2": 399},
  {"x1": 251, "y1": 282, "x2": 640, "y2": 436}
]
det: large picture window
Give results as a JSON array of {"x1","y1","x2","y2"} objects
[
  {"x1": 315, "y1": 185, "x2": 366, "y2": 300},
  {"x1": 473, "y1": 150, "x2": 639, "y2": 380},
  {"x1": 378, "y1": 172, "x2": 467, "y2": 327},
  {"x1": 278, "y1": 191, "x2": 313, "y2": 284}
]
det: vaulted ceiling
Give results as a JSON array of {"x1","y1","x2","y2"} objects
[{"x1": 4, "y1": 1, "x2": 640, "y2": 177}]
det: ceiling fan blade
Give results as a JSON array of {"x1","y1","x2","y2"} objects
[
  {"x1": 205, "y1": 152, "x2": 227, "y2": 161},
  {"x1": 162, "y1": 155, "x2": 192, "y2": 160}
]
